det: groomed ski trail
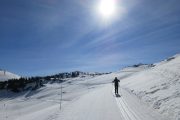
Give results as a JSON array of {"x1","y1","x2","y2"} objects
[
  {"x1": 114, "y1": 87, "x2": 166, "y2": 120},
  {"x1": 59, "y1": 84, "x2": 166, "y2": 120},
  {"x1": 115, "y1": 95, "x2": 141, "y2": 120}
]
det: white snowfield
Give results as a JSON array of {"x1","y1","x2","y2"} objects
[
  {"x1": 0, "y1": 54, "x2": 179, "y2": 120},
  {"x1": 0, "y1": 70, "x2": 20, "y2": 81},
  {"x1": 121, "y1": 54, "x2": 180, "y2": 120}
]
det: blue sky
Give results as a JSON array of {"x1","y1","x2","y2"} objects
[{"x1": 0, "y1": 0, "x2": 180, "y2": 76}]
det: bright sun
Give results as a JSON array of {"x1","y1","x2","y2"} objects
[{"x1": 98, "y1": 0, "x2": 117, "y2": 19}]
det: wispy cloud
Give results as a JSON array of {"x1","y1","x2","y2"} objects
[{"x1": 0, "y1": 0, "x2": 180, "y2": 76}]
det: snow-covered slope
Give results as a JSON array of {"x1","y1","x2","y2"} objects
[
  {"x1": 121, "y1": 64, "x2": 153, "y2": 72},
  {"x1": 0, "y1": 54, "x2": 179, "y2": 120},
  {"x1": 121, "y1": 54, "x2": 180, "y2": 120},
  {"x1": 1, "y1": 69, "x2": 162, "y2": 120},
  {"x1": 0, "y1": 70, "x2": 20, "y2": 82}
]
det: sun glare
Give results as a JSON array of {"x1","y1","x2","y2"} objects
[{"x1": 98, "y1": 0, "x2": 117, "y2": 19}]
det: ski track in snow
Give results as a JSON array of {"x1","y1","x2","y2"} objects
[
  {"x1": 115, "y1": 93, "x2": 141, "y2": 120},
  {"x1": 57, "y1": 84, "x2": 166, "y2": 120},
  {"x1": 114, "y1": 87, "x2": 166, "y2": 120}
]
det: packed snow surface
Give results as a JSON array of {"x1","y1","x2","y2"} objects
[
  {"x1": 0, "y1": 54, "x2": 179, "y2": 120},
  {"x1": 122, "y1": 54, "x2": 180, "y2": 120}
]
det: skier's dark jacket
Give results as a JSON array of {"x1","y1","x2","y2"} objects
[{"x1": 113, "y1": 77, "x2": 120, "y2": 87}]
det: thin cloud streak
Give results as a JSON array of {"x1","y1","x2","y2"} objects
[{"x1": 0, "y1": 0, "x2": 180, "y2": 76}]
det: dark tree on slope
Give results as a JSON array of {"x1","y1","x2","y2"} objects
[{"x1": 71, "y1": 71, "x2": 80, "y2": 78}]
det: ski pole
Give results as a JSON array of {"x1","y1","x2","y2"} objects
[
  {"x1": 119, "y1": 83, "x2": 121, "y2": 95},
  {"x1": 60, "y1": 83, "x2": 62, "y2": 110}
]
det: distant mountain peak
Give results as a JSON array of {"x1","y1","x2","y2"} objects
[{"x1": 0, "y1": 70, "x2": 20, "y2": 82}]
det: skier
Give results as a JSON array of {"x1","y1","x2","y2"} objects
[{"x1": 112, "y1": 77, "x2": 120, "y2": 94}]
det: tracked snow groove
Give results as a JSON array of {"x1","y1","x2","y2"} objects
[
  {"x1": 115, "y1": 94, "x2": 141, "y2": 120},
  {"x1": 58, "y1": 84, "x2": 166, "y2": 120},
  {"x1": 113, "y1": 87, "x2": 167, "y2": 120}
]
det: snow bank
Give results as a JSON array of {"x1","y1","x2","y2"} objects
[{"x1": 122, "y1": 54, "x2": 180, "y2": 120}]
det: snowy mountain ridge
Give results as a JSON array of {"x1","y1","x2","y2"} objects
[{"x1": 0, "y1": 70, "x2": 20, "y2": 82}]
